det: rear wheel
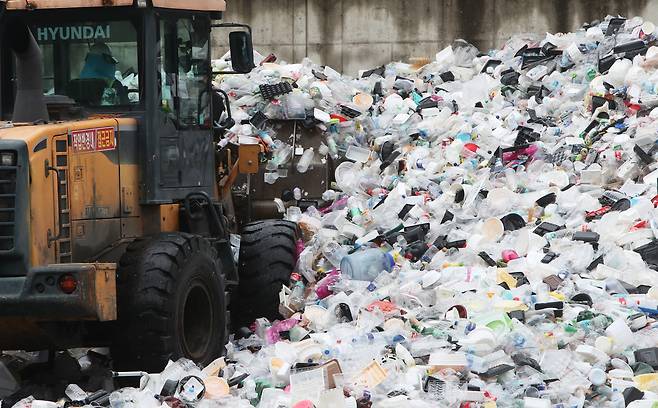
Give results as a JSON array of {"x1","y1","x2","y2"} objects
[
  {"x1": 112, "y1": 233, "x2": 226, "y2": 372},
  {"x1": 231, "y1": 220, "x2": 298, "y2": 328}
]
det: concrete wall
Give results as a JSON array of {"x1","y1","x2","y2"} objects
[{"x1": 218, "y1": 0, "x2": 658, "y2": 75}]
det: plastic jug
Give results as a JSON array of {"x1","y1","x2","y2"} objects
[{"x1": 340, "y1": 248, "x2": 395, "y2": 281}]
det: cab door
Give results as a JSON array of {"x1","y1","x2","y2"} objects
[{"x1": 157, "y1": 14, "x2": 214, "y2": 190}]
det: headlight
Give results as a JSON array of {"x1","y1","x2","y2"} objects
[{"x1": 0, "y1": 151, "x2": 16, "y2": 167}]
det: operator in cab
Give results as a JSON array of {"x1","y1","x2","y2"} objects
[{"x1": 80, "y1": 41, "x2": 129, "y2": 105}]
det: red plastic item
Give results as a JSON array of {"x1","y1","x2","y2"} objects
[
  {"x1": 586, "y1": 206, "x2": 611, "y2": 220},
  {"x1": 330, "y1": 114, "x2": 348, "y2": 122}
]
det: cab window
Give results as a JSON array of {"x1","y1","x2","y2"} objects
[
  {"x1": 158, "y1": 16, "x2": 211, "y2": 129},
  {"x1": 35, "y1": 20, "x2": 140, "y2": 107}
]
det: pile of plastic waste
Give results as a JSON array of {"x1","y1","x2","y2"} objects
[{"x1": 13, "y1": 14, "x2": 658, "y2": 408}]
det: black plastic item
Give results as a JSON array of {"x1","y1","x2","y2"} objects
[
  {"x1": 592, "y1": 95, "x2": 616, "y2": 110},
  {"x1": 340, "y1": 105, "x2": 362, "y2": 118},
  {"x1": 398, "y1": 204, "x2": 415, "y2": 219},
  {"x1": 439, "y1": 71, "x2": 455, "y2": 82},
  {"x1": 618, "y1": 280, "x2": 639, "y2": 294},
  {"x1": 533, "y1": 222, "x2": 563, "y2": 236},
  {"x1": 611, "y1": 198, "x2": 631, "y2": 212},
  {"x1": 336, "y1": 302, "x2": 353, "y2": 322},
  {"x1": 570, "y1": 293, "x2": 593, "y2": 307},
  {"x1": 541, "y1": 42, "x2": 562, "y2": 56},
  {"x1": 312, "y1": 70, "x2": 328, "y2": 80},
  {"x1": 500, "y1": 69, "x2": 520, "y2": 86},
  {"x1": 281, "y1": 190, "x2": 294, "y2": 202},
  {"x1": 614, "y1": 40, "x2": 646, "y2": 54},
  {"x1": 373, "y1": 81, "x2": 383, "y2": 97},
  {"x1": 160, "y1": 379, "x2": 179, "y2": 397},
  {"x1": 454, "y1": 188, "x2": 465, "y2": 203},
  {"x1": 635, "y1": 241, "x2": 658, "y2": 267},
  {"x1": 406, "y1": 241, "x2": 428, "y2": 261},
  {"x1": 515, "y1": 44, "x2": 529, "y2": 58},
  {"x1": 500, "y1": 213, "x2": 526, "y2": 231},
  {"x1": 573, "y1": 231, "x2": 600, "y2": 243},
  {"x1": 561, "y1": 183, "x2": 576, "y2": 192},
  {"x1": 423, "y1": 376, "x2": 446, "y2": 397},
  {"x1": 635, "y1": 144, "x2": 654, "y2": 165},
  {"x1": 598, "y1": 54, "x2": 617, "y2": 74},
  {"x1": 380, "y1": 141, "x2": 395, "y2": 161},
  {"x1": 535, "y1": 193, "x2": 557, "y2": 207},
  {"x1": 515, "y1": 126, "x2": 540, "y2": 146},
  {"x1": 541, "y1": 252, "x2": 559, "y2": 264},
  {"x1": 479, "y1": 251, "x2": 497, "y2": 267},
  {"x1": 535, "y1": 301, "x2": 564, "y2": 311},
  {"x1": 508, "y1": 310, "x2": 525, "y2": 322},
  {"x1": 623, "y1": 387, "x2": 645, "y2": 405},
  {"x1": 85, "y1": 390, "x2": 109, "y2": 404},
  {"x1": 635, "y1": 348, "x2": 658, "y2": 369},
  {"x1": 373, "y1": 195, "x2": 387, "y2": 210},
  {"x1": 479, "y1": 364, "x2": 515, "y2": 377},
  {"x1": 522, "y1": 55, "x2": 555, "y2": 70},
  {"x1": 441, "y1": 210, "x2": 454, "y2": 224},
  {"x1": 380, "y1": 151, "x2": 401, "y2": 171},
  {"x1": 227, "y1": 373, "x2": 250, "y2": 387},
  {"x1": 527, "y1": 85, "x2": 549, "y2": 103},
  {"x1": 402, "y1": 223, "x2": 430, "y2": 243},
  {"x1": 606, "y1": 18, "x2": 626, "y2": 36},
  {"x1": 249, "y1": 111, "x2": 269, "y2": 129},
  {"x1": 259, "y1": 82, "x2": 293, "y2": 100},
  {"x1": 509, "y1": 272, "x2": 529, "y2": 287},
  {"x1": 511, "y1": 353, "x2": 542, "y2": 371},
  {"x1": 481, "y1": 59, "x2": 502, "y2": 73},
  {"x1": 445, "y1": 240, "x2": 466, "y2": 249},
  {"x1": 362, "y1": 66, "x2": 385, "y2": 78},
  {"x1": 417, "y1": 97, "x2": 439, "y2": 110}
]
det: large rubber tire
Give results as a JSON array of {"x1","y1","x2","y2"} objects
[
  {"x1": 112, "y1": 233, "x2": 227, "y2": 372},
  {"x1": 232, "y1": 220, "x2": 298, "y2": 328}
]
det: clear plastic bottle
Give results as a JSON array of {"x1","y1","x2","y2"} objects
[
  {"x1": 340, "y1": 248, "x2": 395, "y2": 281},
  {"x1": 288, "y1": 275, "x2": 306, "y2": 312},
  {"x1": 296, "y1": 147, "x2": 315, "y2": 173}
]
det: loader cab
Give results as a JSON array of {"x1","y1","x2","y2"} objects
[{"x1": 0, "y1": 4, "x2": 253, "y2": 204}]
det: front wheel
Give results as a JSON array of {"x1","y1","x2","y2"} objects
[
  {"x1": 231, "y1": 220, "x2": 298, "y2": 328},
  {"x1": 112, "y1": 233, "x2": 227, "y2": 372}
]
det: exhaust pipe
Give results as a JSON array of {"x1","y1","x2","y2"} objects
[{"x1": 5, "y1": 18, "x2": 49, "y2": 123}]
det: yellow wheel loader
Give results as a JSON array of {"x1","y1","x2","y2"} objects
[{"x1": 0, "y1": 0, "x2": 301, "y2": 372}]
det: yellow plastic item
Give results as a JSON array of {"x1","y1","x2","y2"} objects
[{"x1": 634, "y1": 373, "x2": 658, "y2": 391}]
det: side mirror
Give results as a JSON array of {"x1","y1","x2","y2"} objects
[{"x1": 229, "y1": 31, "x2": 254, "y2": 74}]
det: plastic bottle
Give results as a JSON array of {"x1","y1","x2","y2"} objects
[
  {"x1": 288, "y1": 275, "x2": 306, "y2": 312},
  {"x1": 296, "y1": 148, "x2": 315, "y2": 173},
  {"x1": 340, "y1": 248, "x2": 395, "y2": 281}
]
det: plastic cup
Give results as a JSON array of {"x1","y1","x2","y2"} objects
[{"x1": 482, "y1": 218, "x2": 504, "y2": 242}]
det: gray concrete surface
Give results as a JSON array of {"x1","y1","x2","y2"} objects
[{"x1": 215, "y1": 0, "x2": 658, "y2": 75}]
